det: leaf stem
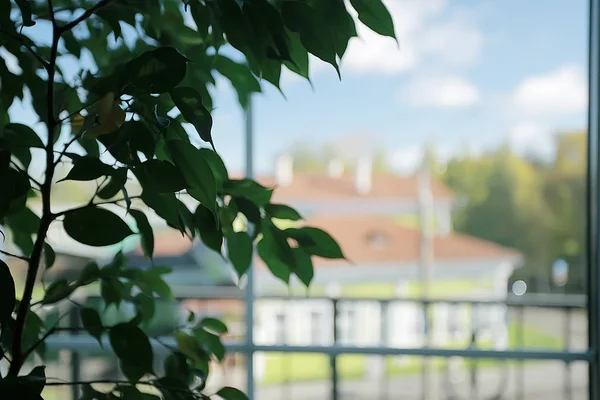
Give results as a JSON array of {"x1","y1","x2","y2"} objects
[{"x1": 0, "y1": 249, "x2": 30, "y2": 262}]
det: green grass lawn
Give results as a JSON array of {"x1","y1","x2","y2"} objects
[{"x1": 258, "y1": 321, "x2": 563, "y2": 386}]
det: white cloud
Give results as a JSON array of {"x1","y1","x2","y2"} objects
[
  {"x1": 399, "y1": 75, "x2": 479, "y2": 108},
  {"x1": 512, "y1": 64, "x2": 588, "y2": 116},
  {"x1": 509, "y1": 122, "x2": 556, "y2": 160},
  {"x1": 341, "y1": 0, "x2": 483, "y2": 75}
]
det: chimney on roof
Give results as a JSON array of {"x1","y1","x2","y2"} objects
[
  {"x1": 275, "y1": 153, "x2": 294, "y2": 187},
  {"x1": 354, "y1": 155, "x2": 372, "y2": 195},
  {"x1": 326, "y1": 158, "x2": 344, "y2": 178}
]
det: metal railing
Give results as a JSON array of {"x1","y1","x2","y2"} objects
[{"x1": 44, "y1": 292, "x2": 590, "y2": 400}]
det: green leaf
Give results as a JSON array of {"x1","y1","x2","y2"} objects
[
  {"x1": 169, "y1": 86, "x2": 213, "y2": 147},
  {"x1": 22, "y1": 366, "x2": 45, "y2": 395},
  {"x1": 195, "y1": 204, "x2": 223, "y2": 253},
  {"x1": 101, "y1": 278, "x2": 125, "y2": 307},
  {"x1": 194, "y1": 328, "x2": 225, "y2": 361},
  {"x1": 133, "y1": 293, "x2": 155, "y2": 323},
  {"x1": 200, "y1": 148, "x2": 229, "y2": 188},
  {"x1": 141, "y1": 191, "x2": 184, "y2": 232},
  {"x1": 175, "y1": 331, "x2": 206, "y2": 363},
  {"x1": 284, "y1": 30, "x2": 310, "y2": 82},
  {"x1": 127, "y1": 120, "x2": 156, "y2": 159},
  {"x1": 217, "y1": 387, "x2": 248, "y2": 400},
  {"x1": 0, "y1": 169, "x2": 30, "y2": 220},
  {"x1": 4, "y1": 207, "x2": 39, "y2": 255},
  {"x1": 98, "y1": 167, "x2": 128, "y2": 200},
  {"x1": 77, "y1": 262, "x2": 101, "y2": 285},
  {"x1": 265, "y1": 203, "x2": 303, "y2": 221},
  {"x1": 310, "y1": 0, "x2": 357, "y2": 57},
  {"x1": 282, "y1": 1, "x2": 340, "y2": 77},
  {"x1": 349, "y1": 0, "x2": 396, "y2": 39},
  {"x1": 257, "y1": 224, "x2": 292, "y2": 283},
  {"x1": 0, "y1": 123, "x2": 44, "y2": 149},
  {"x1": 143, "y1": 268, "x2": 173, "y2": 299},
  {"x1": 226, "y1": 231, "x2": 253, "y2": 277},
  {"x1": 286, "y1": 227, "x2": 345, "y2": 259},
  {"x1": 80, "y1": 308, "x2": 104, "y2": 347},
  {"x1": 155, "y1": 376, "x2": 196, "y2": 400},
  {"x1": 11, "y1": 148, "x2": 32, "y2": 169},
  {"x1": 41, "y1": 279, "x2": 75, "y2": 304},
  {"x1": 63, "y1": 207, "x2": 134, "y2": 247},
  {"x1": 109, "y1": 323, "x2": 154, "y2": 381},
  {"x1": 167, "y1": 141, "x2": 217, "y2": 215},
  {"x1": 199, "y1": 317, "x2": 228, "y2": 335},
  {"x1": 129, "y1": 47, "x2": 189, "y2": 93},
  {"x1": 15, "y1": 0, "x2": 35, "y2": 27},
  {"x1": 97, "y1": 9, "x2": 122, "y2": 39},
  {"x1": 292, "y1": 247, "x2": 314, "y2": 286},
  {"x1": 43, "y1": 242, "x2": 56, "y2": 269},
  {"x1": 62, "y1": 31, "x2": 82, "y2": 58},
  {"x1": 231, "y1": 197, "x2": 261, "y2": 236},
  {"x1": 134, "y1": 159, "x2": 187, "y2": 193},
  {"x1": 130, "y1": 209, "x2": 154, "y2": 258},
  {"x1": 224, "y1": 179, "x2": 273, "y2": 207},
  {"x1": 164, "y1": 352, "x2": 192, "y2": 384},
  {"x1": 0, "y1": 260, "x2": 15, "y2": 323},
  {"x1": 214, "y1": 55, "x2": 261, "y2": 108},
  {"x1": 60, "y1": 156, "x2": 114, "y2": 182}
]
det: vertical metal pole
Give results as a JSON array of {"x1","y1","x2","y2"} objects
[
  {"x1": 244, "y1": 95, "x2": 255, "y2": 400},
  {"x1": 565, "y1": 307, "x2": 573, "y2": 400},
  {"x1": 69, "y1": 306, "x2": 81, "y2": 400},
  {"x1": 380, "y1": 300, "x2": 389, "y2": 400},
  {"x1": 516, "y1": 306, "x2": 525, "y2": 400},
  {"x1": 331, "y1": 299, "x2": 339, "y2": 400},
  {"x1": 418, "y1": 169, "x2": 434, "y2": 400},
  {"x1": 588, "y1": 1, "x2": 600, "y2": 399}
]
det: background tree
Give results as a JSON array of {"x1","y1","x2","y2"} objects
[{"x1": 0, "y1": 0, "x2": 396, "y2": 398}]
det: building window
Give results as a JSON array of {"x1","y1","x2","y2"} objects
[
  {"x1": 311, "y1": 311, "x2": 324, "y2": 345},
  {"x1": 448, "y1": 304, "x2": 462, "y2": 338},
  {"x1": 275, "y1": 312, "x2": 286, "y2": 344},
  {"x1": 340, "y1": 308, "x2": 356, "y2": 344}
]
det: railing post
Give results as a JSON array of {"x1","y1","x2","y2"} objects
[
  {"x1": 380, "y1": 300, "x2": 389, "y2": 400},
  {"x1": 564, "y1": 307, "x2": 573, "y2": 400},
  {"x1": 516, "y1": 305, "x2": 525, "y2": 400},
  {"x1": 69, "y1": 305, "x2": 81, "y2": 400},
  {"x1": 244, "y1": 94, "x2": 255, "y2": 400},
  {"x1": 588, "y1": 0, "x2": 600, "y2": 399},
  {"x1": 331, "y1": 298, "x2": 339, "y2": 400}
]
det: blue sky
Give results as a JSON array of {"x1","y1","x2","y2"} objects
[{"x1": 6, "y1": 0, "x2": 590, "y2": 176}]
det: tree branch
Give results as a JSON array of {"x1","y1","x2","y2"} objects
[
  {"x1": 10, "y1": 161, "x2": 43, "y2": 188},
  {"x1": 59, "y1": 0, "x2": 118, "y2": 33},
  {"x1": 54, "y1": 196, "x2": 142, "y2": 218},
  {"x1": 53, "y1": 133, "x2": 82, "y2": 168},
  {"x1": 8, "y1": 1, "x2": 61, "y2": 376},
  {"x1": 0, "y1": 29, "x2": 49, "y2": 70},
  {"x1": 0, "y1": 249, "x2": 30, "y2": 262},
  {"x1": 44, "y1": 379, "x2": 202, "y2": 397}
]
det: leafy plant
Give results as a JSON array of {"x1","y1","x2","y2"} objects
[{"x1": 0, "y1": 0, "x2": 394, "y2": 398}]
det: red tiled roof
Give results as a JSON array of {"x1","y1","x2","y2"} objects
[
  {"x1": 235, "y1": 173, "x2": 454, "y2": 202},
  {"x1": 299, "y1": 215, "x2": 521, "y2": 266},
  {"x1": 143, "y1": 215, "x2": 520, "y2": 267}
]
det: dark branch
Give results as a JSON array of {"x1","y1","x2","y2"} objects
[
  {"x1": 54, "y1": 196, "x2": 142, "y2": 218},
  {"x1": 10, "y1": 161, "x2": 43, "y2": 188},
  {"x1": 8, "y1": 0, "x2": 61, "y2": 376},
  {"x1": 59, "y1": 0, "x2": 118, "y2": 33},
  {"x1": 0, "y1": 249, "x2": 30, "y2": 262},
  {"x1": 0, "y1": 29, "x2": 49, "y2": 70}
]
